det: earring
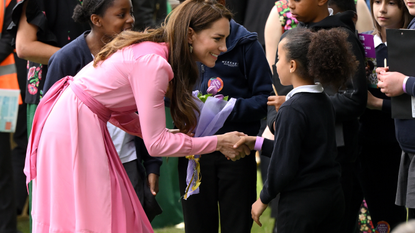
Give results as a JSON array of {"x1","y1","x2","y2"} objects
[{"x1": 189, "y1": 44, "x2": 193, "y2": 53}]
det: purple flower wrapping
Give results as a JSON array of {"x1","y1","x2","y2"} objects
[{"x1": 184, "y1": 91, "x2": 236, "y2": 199}]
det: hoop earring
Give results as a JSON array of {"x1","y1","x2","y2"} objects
[{"x1": 189, "y1": 44, "x2": 193, "y2": 53}]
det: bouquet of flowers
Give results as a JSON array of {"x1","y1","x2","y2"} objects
[{"x1": 184, "y1": 80, "x2": 236, "y2": 200}]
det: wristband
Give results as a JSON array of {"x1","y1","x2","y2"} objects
[
  {"x1": 403, "y1": 76, "x2": 409, "y2": 93},
  {"x1": 254, "y1": 137, "x2": 264, "y2": 151}
]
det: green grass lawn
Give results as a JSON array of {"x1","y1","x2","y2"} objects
[
  {"x1": 152, "y1": 206, "x2": 274, "y2": 233},
  {"x1": 152, "y1": 168, "x2": 275, "y2": 233},
  {"x1": 17, "y1": 168, "x2": 275, "y2": 233}
]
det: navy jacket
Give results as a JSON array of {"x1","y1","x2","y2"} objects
[
  {"x1": 43, "y1": 31, "x2": 92, "y2": 93},
  {"x1": 44, "y1": 31, "x2": 162, "y2": 175},
  {"x1": 197, "y1": 20, "x2": 273, "y2": 136}
]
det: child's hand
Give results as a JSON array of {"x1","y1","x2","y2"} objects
[
  {"x1": 147, "y1": 173, "x2": 159, "y2": 196},
  {"x1": 366, "y1": 91, "x2": 382, "y2": 110},
  {"x1": 377, "y1": 71, "x2": 406, "y2": 97},
  {"x1": 376, "y1": 67, "x2": 389, "y2": 74},
  {"x1": 267, "y1": 95, "x2": 286, "y2": 112},
  {"x1": 251, "y1": 198, "x2": 268, "y2": 227},
  {"x1": 233, "y1": 136, "x2": 256, "y2": 151}
]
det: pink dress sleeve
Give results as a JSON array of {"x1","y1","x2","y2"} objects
[
  {"x1": 109, "y1": 112, "x2": 142, "y2": 138},
  {"x1": 128, "y1": 51, "x2": 217, "y2": 157}
]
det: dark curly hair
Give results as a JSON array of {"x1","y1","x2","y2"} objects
[
  {"x1": 72, "y1": 0, "x2": 116, "y2": 25},
  {"x1": 281, "y1": 27, "x2": 359, "y2": 89}
]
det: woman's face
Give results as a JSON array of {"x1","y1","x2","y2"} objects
[
  {"x1": 100, "y1": 0, "x2": 135, "y2": 36},
  {"x1": 373, "y1": 0, "x2": 404, "y2": 29},
  {"x1": 189, "y1": 17, "x2": 230, "y2": 68}
]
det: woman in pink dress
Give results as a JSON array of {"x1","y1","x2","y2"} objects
[{"x1": 25, "y1": 0, "x2": 247, "y2": 232}]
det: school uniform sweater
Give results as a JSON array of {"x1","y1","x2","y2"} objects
[
  {"x1": 43, "y1": 31, "x2": 92, "y2": 93},
  {"x1": 260, "y1": 87, "x2": 341, "y2": 204},
  {"x1": 267, "y1": 10, "x2": 367, "y2": 163}
]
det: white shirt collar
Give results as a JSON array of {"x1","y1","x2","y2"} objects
[
  {"x1": 286, "y1": 84, "x2": 324, "y2": 101},
  {"x1": 374, "y1": 34, "x2": 386, "y2": 48},
  {"x1": 328, "y1": 8, "x2": 334, "y2": 16}
]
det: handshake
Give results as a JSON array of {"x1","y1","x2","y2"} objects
[{"x1": 216, "y1": 132, "x2": 258, "y2": 161}]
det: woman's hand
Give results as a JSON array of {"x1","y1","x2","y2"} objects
[{"x1": 216, "y1": 132, "x2": 250, "y2": 161}]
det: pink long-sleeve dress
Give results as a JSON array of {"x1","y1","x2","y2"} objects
[{"x1": 25, "y1": 42, "x2": 218, "y2": 233}]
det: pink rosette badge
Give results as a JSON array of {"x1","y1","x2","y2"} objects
[{"x1": 184, "y1": 79, "x2": 236, "y2": 200}]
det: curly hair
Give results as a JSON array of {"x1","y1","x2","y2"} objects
[
  {"x1": 94, "y1": 0, "x2": 232, "y2": 134},
  {"x1": 281, "y1": 27, "x2": 359, "y2": 89}
]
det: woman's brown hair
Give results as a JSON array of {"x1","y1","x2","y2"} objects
[
  {"x1": 370, "y1": 0, "x2": 413, "y2": 40},
  {"x1": 94, "y1": 0, "x2": 232, "y2": 134}
]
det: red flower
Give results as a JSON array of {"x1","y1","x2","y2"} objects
[
  {"x1": 28, "y1": 67, "x2": 36, "y2": 80},
  {"x1": 28, "y1": 83, "x2": 38, "y2": 95}
]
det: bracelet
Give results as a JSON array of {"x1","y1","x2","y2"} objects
[
  {"x1": 254, "y1": 137, "x2": 264, "y2": 151},
  {"x1": 403, "y1": 76, "x2": 409, "y2": 93}
]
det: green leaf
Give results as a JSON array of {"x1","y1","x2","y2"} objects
[{"x1": 197, "y1": 93, "x2": 212, "y2": 103}]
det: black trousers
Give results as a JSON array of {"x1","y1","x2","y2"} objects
[
  {"x1": 0, "y1": 132, "x2": 17, "y2": 233},
  {"x1": 336, "y1": 160, "x2": 367, "y2": 233},
  {"x1": 358, "y1": 141, "x2": 406, "y2": 230},
  {"x1": 178, "y1": 151, "x2": 257, "y2": 233},
  {"x1": 12, "y1": 54, "x2": 29, "y2": 214},
  {"x1": 11, "y1": 102, "x2": 28, "y2": 214},
  {"x1": 277, "y1": 185, "x2": 345, "y2": 233}
]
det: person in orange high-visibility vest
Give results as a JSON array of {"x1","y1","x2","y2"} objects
[
  {"x1": 0, "y1": 0, "x2": 21, "y2": 232},
  {"x1": 0, "y1": 0, "x2": 21, "y2": 104}
]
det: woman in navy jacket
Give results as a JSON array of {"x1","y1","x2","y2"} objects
[{"x1": 178, "y1": 19, "x2": 273, "y2": 233}]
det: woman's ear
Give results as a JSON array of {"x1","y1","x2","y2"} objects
[
  {"x1": 188, "y1": 27, "x2": 195, "y2": 44},
  {"x1": 91, "y1": 14, "x2": 102, "y2": 27}
]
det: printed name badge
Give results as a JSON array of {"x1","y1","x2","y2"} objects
[
  {"x1": 375, "y1": 221, "x2": 390, "y2": 233},
  {"x1": 208, "y1": 77, "x2": 224, "y2": 93}
]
